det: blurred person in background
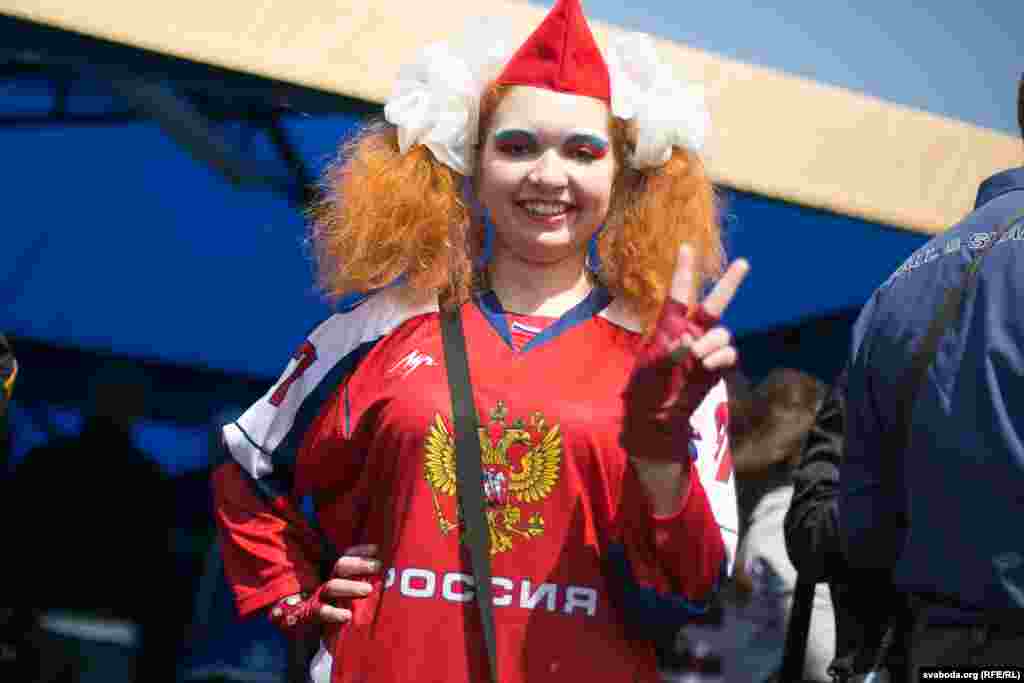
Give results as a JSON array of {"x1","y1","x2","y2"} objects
[
  {"x1": 0, "y1": 334, "x2": 27, "y2": 681},
  {"x1": 732, "y1": 369, "x2": 831, "y2": 682},
  {"x1": 0, "y1": 334, "x2": 17, "y2": 471},
  {"x1": 785, "y1": 373, "x2": 911, "y2": 683},
  {"x1": 668, "y1": 369, "x2": 833, "y2": 683},
  {"x1": 212, "y1": 0, "x2": 749, "y2": 680},
  {"x1": 6, "y1": 360, "x2": 182, "y2": 682}
]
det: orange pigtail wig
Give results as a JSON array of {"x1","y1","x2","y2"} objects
[
  {"x1": 597, "y1": 135, "x2": 725, "y2": 334},
  {"x1": 310, "y1": 121, "x2": 474, "y2": 308}
]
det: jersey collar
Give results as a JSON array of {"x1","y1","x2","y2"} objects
[{"x1": 476, "y1": 286, "x2": 613, "y2": 353}]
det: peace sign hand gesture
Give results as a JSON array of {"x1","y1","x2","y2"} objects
[{"x1": 621, "y1": 244, "x2": 749, "y2": 465}]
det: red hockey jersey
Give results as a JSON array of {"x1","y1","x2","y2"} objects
[{"x1": 214, "y1": 288, "x2": 737, "y2": 683}]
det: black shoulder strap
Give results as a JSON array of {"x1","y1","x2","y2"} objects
[
  {"x1": 779, "y1": 579, "x2": 816, "y2": 683},
  {"x1": 439, "y1": 303, "x2": 499, "y2": 683},
  {"x1": 888, "y1": 280, "x2": 968, "y2": 458}
]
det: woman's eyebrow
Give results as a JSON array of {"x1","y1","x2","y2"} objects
[
  {"x1": 565, "y1": 133, "x2": 609, "y2": 150},
  {"x1": 493, "y1": 128, "x2": 538, "y2": 143}
]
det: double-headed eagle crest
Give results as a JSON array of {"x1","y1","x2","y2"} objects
[{"x1": 424, "y1": 401, "x2": 562, "y2": 554}]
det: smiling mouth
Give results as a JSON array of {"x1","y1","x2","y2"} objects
[{"x1": 518, "y1": 200, "x2": 576, "y2": 222}]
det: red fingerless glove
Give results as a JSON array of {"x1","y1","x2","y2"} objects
[
  {"x1": 268, "y1": 584, "x2": 327, "y2": 635},
  {"x1": 621, "y1": 300, "x2": 720, "y2": 462}
]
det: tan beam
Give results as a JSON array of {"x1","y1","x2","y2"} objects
[{"x1": 3, "y1": 0, "x2": 1020, "y2": 234}]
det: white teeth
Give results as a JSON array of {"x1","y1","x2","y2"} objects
[{"x1": 521, "y1": 201, "x2": 570, "y2": 216}]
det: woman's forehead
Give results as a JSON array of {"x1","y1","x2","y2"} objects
[{"x1": 490, "y1": 86, "x2": 610, "y2": 136}]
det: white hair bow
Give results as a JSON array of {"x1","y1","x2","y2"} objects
[
  {"x1": 607, "y1": 32, "x2": 710, "y2": 168},
  {"x1": 384, "y1": 27, "x2": 710, "y2": 174},
  {"x1": 384, "y1": 20, "x2": 514, "y2": 175}
]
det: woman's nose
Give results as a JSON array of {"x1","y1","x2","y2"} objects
[{"x1": 527, "y1": 150, "x2": 568, "y2": 189}]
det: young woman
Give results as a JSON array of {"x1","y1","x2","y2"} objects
[{"x1": 213, "y1": 1, "x2": 748, "y2": 680}]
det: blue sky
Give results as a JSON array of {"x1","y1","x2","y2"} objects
[{"x1": 560, "y1": 0, "x2": 1022, "y2": 135}]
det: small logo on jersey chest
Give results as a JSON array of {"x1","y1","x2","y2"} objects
[{"x1": 389, "y1": 349, "x2": 437, "y2": 379}]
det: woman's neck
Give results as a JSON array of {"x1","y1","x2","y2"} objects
[{"x1": 487, "y1": 253, "x2": 593, "y2": 317}]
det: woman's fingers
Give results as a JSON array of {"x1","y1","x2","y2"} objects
[
  {"x1": 332, "y1": 543, "x2": 381, "y2": 579},
  {"x1": 339, "y1": 544, "x2": 378, "y2": 558},
  {"x1": 701, "y1": 258, "x2": 750, "y2": 319},
  {"x1": 316, "y1": 572, "x2": 376, "y2": 625},
  {"x1": 687, "y1": 326, "x2": 731, "y2": 359},
  {"x1": 682, "y1": 327, "x2": 738, "y2": 372},
  {"x1": 700, "y1": 345, "x2": 738, "y2": 372},
  {"x1": 323, "y1": 577, "x2": 373, "y2": 600},
  {"x1": 332, "y1": 554, "x2": 382, "y2": 577},
  {"x1": 287, "y1": 545, "x2": 383, "y2": 627},
  {"x1": 669, "y1": 245, "x2": 697, "y2": 305},
  {"x1": 668, "y1": 245, "x2": 751, "y2": 318},
  {"x1": 313, "y1": 544, "x2": 383, "y2": 626},
  {"x1": 317, "y1": 603, "x2": 352, "y2": 624}
]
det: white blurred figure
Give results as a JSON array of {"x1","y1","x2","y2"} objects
[
  {"x1": 664, "y1": 558, "x2": 789, "y2": 683},
  {"x1": 667, "y1": 369, "x2": 834, "y2": 683}
]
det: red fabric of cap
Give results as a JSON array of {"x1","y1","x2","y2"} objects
[{"x1": 496, "y1": 0, "x2": 611, "y2": 103}]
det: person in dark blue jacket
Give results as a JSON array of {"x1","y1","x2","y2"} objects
[{"x1": 841, "y1": 74, "x2": 1024, "y2": 673}]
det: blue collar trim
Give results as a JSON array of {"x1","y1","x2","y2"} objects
[{"x1": 476, "y1": 286, "x2": 613, "y2": 353}]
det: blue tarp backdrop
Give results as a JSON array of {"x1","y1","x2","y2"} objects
[
  {"x1": 1, "y1": 114, "x2": 926, "y2": 379},
  {"x1": 1, "y1": 107, "x2": 930, "y2": 478}
]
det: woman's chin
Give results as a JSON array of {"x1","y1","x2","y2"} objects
[
  {"x1": 498, "y1": 236, "x2": 585, "y2": 266},
  {"x1": 524, "y1": 228, "x2": 579, "y2": 251}
]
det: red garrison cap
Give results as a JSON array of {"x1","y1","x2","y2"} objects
[{"x1": 496, "y1": 0, "x2": 611, "y2": 103}]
